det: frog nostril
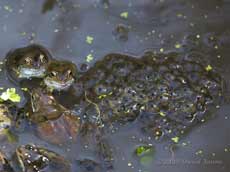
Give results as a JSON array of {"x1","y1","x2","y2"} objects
[
  {"x1": 60, "y1": 75, "x2": 65, "y2": 81},
  {"x1": 4, "y1": 125, "x2": 10, "y2": 129}
]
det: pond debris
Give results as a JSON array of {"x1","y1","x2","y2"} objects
[
  {"x1": 20, "y1": 31, "x2": 27, "y2": 36},
  {"x1": 86, "y1": 36, "x2": 94, "y2": 44},
  {"x1": 0, "y1": 88, "x2": 21, "y2": 102},
  {"x1": 175, "y1": 43, "x2": 181, "y2": 49},
  {"x1": 159, "y1": 111, "x2": 166, "y2": 117},
  {"x1": 120, "y1": 12, "x2": 129, "y2": 19},
  {"x1": 54, "y1": 29, "x2": 59, "y2": 33},
  {"x1": 113, "y1": 24, "x2": 129, "y2": 41},
  {"x1": 181, "y1": 142, "x2": 187, "y2": 146},
  {"x1": 195, "y1": 149, "x2": 203, "y2": 156},
  {"x1": 86, "y1": 54, "x2": 94, "y2": 63},
  {"x1": 4, "y1": 5, "x2": 13, "y2": 12},
  {"x1": 224, "y1": 148, "x2": 229, "y2": 152},
  {"x1": 84, "y1": 91, "x2": 104, "y2": 128},
  {"x1": 127, "y1": 162, "x2": 132, "y2": 167},
  {"x1": 21, "y1": 88, "x2": 28, "y2": 91},
  {"x1": 42, "y1": 0, "x2": 57, "y2": 13},
  {"x1": 176, "y1": 13, "x2": 183, "y2": 18}
]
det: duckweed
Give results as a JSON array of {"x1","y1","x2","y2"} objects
[{"x1": 0, "y1": 88, "x2": 21, "y2": 102}]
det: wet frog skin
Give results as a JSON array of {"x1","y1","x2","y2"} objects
[
  {"x1": 15, "y1": 144, "x2": 70, "y2": 172},
  {"x1": 5, "y1": 44, "x2": 52, "y2": 84},
  {"x1": 0, "y1": 102, "x2": 19, "y2": 141},
  {"x1": 0, "y1": 150, "x2": 14, "y2": 172},
  {"x1": 28, "y1": 88, "x2": 81, "y2": 145},
  {"x1": 0, "y1": 104, "x2": 12, "y2": 137},
  {"x1": 43, "y1": 60, "x2": 77, "y2": 91}
]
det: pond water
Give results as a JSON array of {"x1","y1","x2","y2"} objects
[{"x1": 0, "y1": 0, "x2": 229, "y2": 172}]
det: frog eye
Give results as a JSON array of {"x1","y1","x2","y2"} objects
[
  {"x1": 25, "y1": 144, "x2": 35, "y2": 151},
  {"x1": 50, "y1": 71, "x2": 57, "y2": 77},
  {"x1": 66, "y1": 70, "x2": 72, "y2": 76},
  {"x1": 31, "y1": 93, "x2": 38, "y2": 101},
  {"x1": 39, "y1": 54, "x2": 46, "y2": 63},
  {"x1": 25, "y1": 57, "x2": 32, "y2": 64},
  {"x1": 48, "y1": 96, "x2": 55, "y2": 104}
]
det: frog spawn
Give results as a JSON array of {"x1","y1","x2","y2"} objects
[{"x1": 72, "y1": 53, "x2": 222, "y2": 141}]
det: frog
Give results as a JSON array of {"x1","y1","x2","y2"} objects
[
  {"x1": 28, "y1": 88, "x2": 81, "y2": 145},
  {"x1": 0, "y1": 104, "x2": 12, "y2": 137},
  {"x1": 0, "y1": 102, "x2": 19, "y2": 142},
  {"x1": 0, "y1": 150, "x2": 14, "y2": 172},
  {"x1": 15, "y1": 144, "x2": 70, "y2": 172},
  {"x1": 43, "y1": 60, "x2": 77, "y2": 91},
  {"x1": 5, "y1": 44, "x2": 52, "y2": 85}
]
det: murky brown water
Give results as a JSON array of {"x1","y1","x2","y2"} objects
[{"x1": 0, "y1": 0, "x2": 229, "y2": 172}]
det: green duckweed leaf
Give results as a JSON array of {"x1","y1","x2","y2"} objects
[{"x1": 0, "y1": 88, "x2": 21, "y2": 102}]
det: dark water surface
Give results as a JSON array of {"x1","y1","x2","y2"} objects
[{"x1": 0, "y1": 0, "x2": 229, "y2": 172}]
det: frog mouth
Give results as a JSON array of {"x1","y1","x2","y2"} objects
[
  {"x1": 18, "y1": 67, "x2": 46, "y2": 78},
  {"x1": 44, "y1": 78, "x2": 74, "y2": 91}
]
